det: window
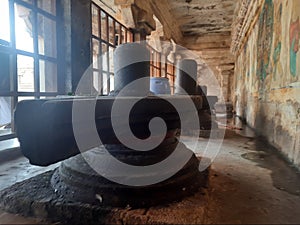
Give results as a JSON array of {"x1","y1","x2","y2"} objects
[
  {"x1": 0, "y1": 0, "x2": 58, "y2": 141},
  {"x1": 166, "y1": 60, "x2": 175, "y2": 94},
  {"x1": 90, "y1": 2, "x2": 175, "y2": 95},
  {"x1": 91, "y1": 2, "x2": 134, "y2": 95},
  {"x1": 148, "y1": 46, "x2": 162, "y2": 77},
  {"x1": 148, "y1": 45, "x2": 176, "y2": 94}
]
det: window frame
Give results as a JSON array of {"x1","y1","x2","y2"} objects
[
  {"x1": 91, "y1": 2, "x2": 134, "y2": 95},
  {"x1": 0, "y1": 0, "x2": 60, "y2": 141}
]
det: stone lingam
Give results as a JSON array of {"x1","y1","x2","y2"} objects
[
  {"x1": 174, "y1": 59, "x2": 218, "y2": 135},
  {"x1": 0, "y1": 43, "x2": 210, "y2": 224}
]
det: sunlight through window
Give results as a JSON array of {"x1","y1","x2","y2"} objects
[{"x1": 0, "y1": 0, "x2": 10, "y2": 44}]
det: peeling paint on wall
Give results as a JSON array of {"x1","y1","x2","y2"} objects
[
  {"x1": 257, "y1": 0, "x2": 274, "y2": 81},
  {"x1": 289, "y1": 0, "x2": 300, "y2": 80},
  {"x1": 272, "y1": 3, "x2": 282, "y2": 81},
  {"x1": 289, "y1": 18, "x2": 299, "y2": 77},
  {"x1": 234, "y1": 0, "x2": 300, "y2": 169}
]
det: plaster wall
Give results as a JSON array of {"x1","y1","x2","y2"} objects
[{"x1": 233, "y1": 0, "x2": 300, "y2": 167}]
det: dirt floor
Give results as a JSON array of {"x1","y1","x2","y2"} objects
[{"x1": 0, "y1": 126, "x2": 300, "y2": 224}]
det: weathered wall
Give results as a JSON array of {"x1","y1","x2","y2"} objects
[{"x1": 233, "y1": 0, "x2": 300, "y2": 167}]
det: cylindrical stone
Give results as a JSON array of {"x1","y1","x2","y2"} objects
[
  {"x1": 114, "y1": 43, "x2": 150, "y2": 96},
  {"x1": 196, "y1": 85, "x2": 207, "y2": 96},
  {"x1": 174, "y1": 59, "x2": 197, "y2": 95}
]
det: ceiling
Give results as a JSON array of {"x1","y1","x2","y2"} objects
[
  {"x1": 147, "y1": 0, "x2": 237, "y2": 75},
  {"x1": 105, "y1": 0, "x2": 238, "y2": 75},
  {"x1": 168, "y1": 0, "x2": 236, "y2": 36}
]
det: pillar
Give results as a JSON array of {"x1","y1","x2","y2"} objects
[{"x1": 71, "y1": 0, "x2": 92, "y2": 94}]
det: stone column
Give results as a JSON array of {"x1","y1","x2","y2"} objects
[
  {"x1": 114, "y1": 0, "x2": 156, "y2": 37},
  {"x1": 219, "y1": 70, "x2": 233, "y2": 102},
  {"x1": 161, "y1": 42, "x2": 172, "y2": 77},
  {"x1": 70, "y1": 0, "x2": 92, "y2": 94}
]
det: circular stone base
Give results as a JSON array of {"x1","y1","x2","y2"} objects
[
  {"x1": 0, "y1": 161, "x2": 210, "y2": 224},
  {"x1": 50, "y1": 143, "x2": 207, "y2": 208}
]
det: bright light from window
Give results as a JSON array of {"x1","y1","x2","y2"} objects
[
  {"x1": 15, "y1": 4, "x2": 34, "y2": 52},
  {"x1": 0, "y1": 1, "x2": 34, "y2": 52},
  {"x1": 0, "y1": 0, "x2": 10, "y2": 43}
]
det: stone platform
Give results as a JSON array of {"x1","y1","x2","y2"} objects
[{"x1": 0, "y1": 164, "x2": 209, "y2": 225}]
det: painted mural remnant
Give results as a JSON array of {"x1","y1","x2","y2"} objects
[
  {"x1": 256, "y1": 0, "x2": 274, "y2": 81},
  {"x1": 289, "y1": 17, "x2": 300, "y2": 77},
  {"x1": 272, "y1": 3, "x2": 282, "y2": 81},
  {"x1": 243, "y1": 43, "x2": 249, "y2": 80},
  {"x1": 234, "y1": 0, "x2": 300, "y2": 169}
]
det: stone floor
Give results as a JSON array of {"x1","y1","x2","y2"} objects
[{"x1": 0, "y1": 125, "x2": 300, "y2": 224}]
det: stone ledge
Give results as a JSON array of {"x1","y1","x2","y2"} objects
[{"x1": 0, "y1": 147, "x2": 22, "y2": 164}]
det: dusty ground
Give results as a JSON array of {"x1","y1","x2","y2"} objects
[
  {"x1": 204, "y1": 130, "x2": 300, "y2": 224},
  {"x1": 0, "y1": 127, "x2": 300, "y2": 224}
]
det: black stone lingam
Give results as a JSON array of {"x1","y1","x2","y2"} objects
[
  {"x1": 196, "y1": 85, "x2": 218, "y2": 131},
  {"x1": 174, "y1": 59, "x2": 218, "y2": 132},
  {"x1": 174, "y1": 59, "x2": 198, "y2": 95},
  {"x1": 14, "y1": 43, "x2": 208, "y2": 208}
]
